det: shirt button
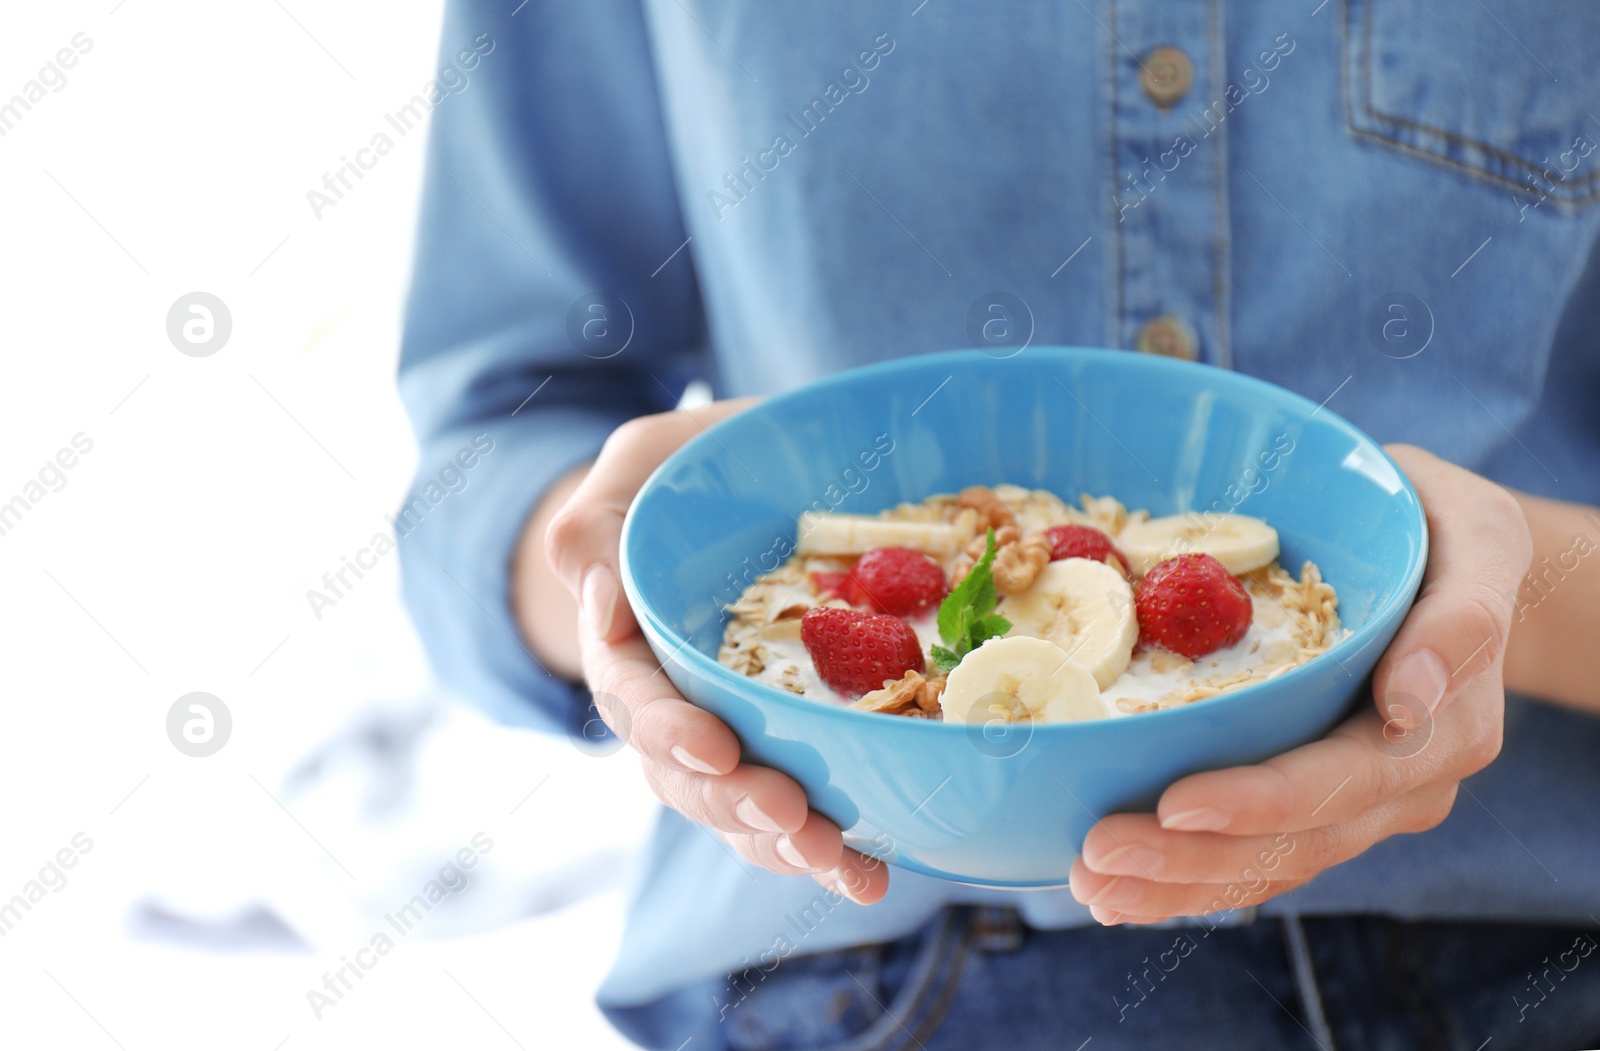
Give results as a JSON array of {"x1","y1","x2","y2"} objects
[
  {"x1": 1140, "y1": 46, "x2": 1194, "y2": 109},
  {"x1": 1135, "y1": 315, "x2": 1199, "y2": 360}
]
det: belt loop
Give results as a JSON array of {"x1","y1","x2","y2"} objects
[{"x1": 968, "y1": 906, "x2": 1026, "y2": 953}]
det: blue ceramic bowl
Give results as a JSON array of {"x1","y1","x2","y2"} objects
[{"x1": 619, "y1": 348, "x2": 1427, "y2": 887}]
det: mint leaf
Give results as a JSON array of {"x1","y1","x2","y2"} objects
[
  {"x1": 935, "y1": 602, "x2": 967, "y2": 652},
  {"x1": 932, "y1": 530, "x2": 1010, "y2": 672},
  {"x1": 971, "y1": 612, "x2": 1012, "y2": 646},
  {"x1": 938, "y1": 530, "x2": 999, "y2": 633}
]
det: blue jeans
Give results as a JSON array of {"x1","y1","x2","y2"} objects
[{"x1": 616, "y1": 907, "x2": 1600, "y2": 1050}]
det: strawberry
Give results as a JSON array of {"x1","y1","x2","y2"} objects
[
  {"x1": 810, "y1": 570, "x2": 861, "y2": 604},
  {"x1": 800, "y1": 607, "x2": 925, "y2": 697},
  {"x1": 1042, "y1": 524, "x2": 1127, "y2": 570},
  {"x1": 847, "y1": 546, "x2": 948, "y2": 617},
  {"x1": 1135, "y1": 553, "x2": 1253, "y2": 659}
]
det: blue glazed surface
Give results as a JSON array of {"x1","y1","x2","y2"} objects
[{"x1": 619, "y1": 348, "x2": 1427, "y2": 888}]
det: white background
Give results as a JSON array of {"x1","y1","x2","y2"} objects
[{"x1": 0, "y1": 2, "x2": 654, "y2": 1047}]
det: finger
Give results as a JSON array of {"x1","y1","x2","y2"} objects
[
  {"x1": 1089, "y1": 906, "x2": 1127, "y2": 926},
  {"x1": 811, "y1": 848, "x2": 891, "y2": 906},
  {"x1": 720, "y1": 810, "x2": 845, "y2": 875},
  {"x1": 545, "y1": 399, "x2": 760, "y2": 644},
  {"x1": 1089, "y1": 907, "x2": 1172, "y2": 926},
  {"x1": 582, "y1": 629, "x2": 741, "y2": 775},
  {"x1": 1158, "y1": 711, "x2": 1403, "y2": 834},
  {"x1": 1085, "y1": 781, "x2": 1459, "y2": 884},
  {"x1": 1083, "y1": 814, "x2": 1308, "y2": 885},
  {"x1": 1070, "y1": 856, "x2": 1302, "y2": 919},
  {"x1": 641, "y1": 757, "x2": 809, "y2": 836},
  {"x1": 1155, "y1": 692, "x2": 1486, "y2": 835},
  {"x1": 1376, "y1": 446, "x2": 1531, "y2": 724}
]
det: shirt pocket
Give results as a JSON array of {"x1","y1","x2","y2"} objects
[{"x1": 1344, "y1": 0, "x2": 1600, "y2": 210}]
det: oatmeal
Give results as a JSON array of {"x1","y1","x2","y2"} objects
[{"x1": 717, "y1": 486, "x2": 1344, "y2": 724}]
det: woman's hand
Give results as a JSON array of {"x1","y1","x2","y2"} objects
[
  {"x1": 533, "y1": 400, "x2": 889, "y2": 904},
  {"x1": 1069, "y1": 445, "x2": 1532, "y2": 924}
]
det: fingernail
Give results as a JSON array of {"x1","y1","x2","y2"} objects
[
  {"x1": 834, "y1": 876, "x2": 867, "y2": 905},
  {"x1": 775, "y1": 835, "x2": 809, "y2": 869},
  {"x1": 1087, "y1": 843, "x2": 1164, "y2": 877},
  {"x1": 1161, "y1": 808, "x2": 1229, "y2": 832},
  {"x1": 1088, "y1": 877, "x2": 1138, "y2": 910},
  {"x1": 1390, "y1": 648, "x2": 1450, "y2": 714},
  {"x1": 1090, "y1": 905, "x2": 1126, "y2": 926},
  {"x1": 734, "y1": 795, "x2": 785, "y2": 833},
  {"x1": 670, "y1": 744, "x2": 721, "y2": 775},
  {"x1": 816, "y1": 867, "x2": 867, "y2": 904},
  {"x1": 581, "y1": 565, "x2": 617, "y2": 639}
]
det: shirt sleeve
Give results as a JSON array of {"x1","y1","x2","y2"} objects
[{"x1": 396, "y1": 0, "x2": 706, "y2": 734}]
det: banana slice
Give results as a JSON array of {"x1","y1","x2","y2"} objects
[
  {"x1": 996, "y1": 558, "x2": 1138, "y2": 690},
  {"x1": 1116, "y1": 513, "x2": 1279, "y2": 575},
  {"x1": 941, "y1": 636, "x2": 1106, "y2": 724},
  {"x1": 795, "y1": 511, "x2": 967, "y2": 558}
]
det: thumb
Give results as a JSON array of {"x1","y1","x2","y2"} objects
[
  {"x1": 547, "y1": 502, "x2": 637, "y2": 646},
  {"x1": 1374, "y1": 446, "x2": 1531, "y2": 727},
  {"x1": 546, "y1": 398, "x2": 760, "y2": 645}
]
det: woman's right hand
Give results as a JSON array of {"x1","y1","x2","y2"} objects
[{"x1": 526, "y1": 400, "x2": 889, "y2": 903}]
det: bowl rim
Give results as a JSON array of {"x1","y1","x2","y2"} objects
[{"x1": 618, "y1": 346, "x2": 1429, "y2": 734}]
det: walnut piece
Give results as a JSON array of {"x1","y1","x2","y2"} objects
[
  {"x1": 957, "y1": 486, "x2": 1017, "y2": 533},
  {"x1": 852, "y1": 670, "x2": 945, "y2": 718},
  {"x1": 965, "y1": 524, "x2": 1021, "y2": 558},
  {"x1": 991, "y1": 535, "x2": 1052, "y2": 595},
  {"x1": 950, "y1": 527, "x2": 1050, "y2": 594}
]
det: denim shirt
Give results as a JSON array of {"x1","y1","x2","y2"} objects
[{"x1": 396, "y1": 0, "x2": 1600, "y2": 1029}]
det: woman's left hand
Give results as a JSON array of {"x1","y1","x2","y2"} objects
[{"x1": 1069, "y1": 445, "x2": 1532, "y2": 924}]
